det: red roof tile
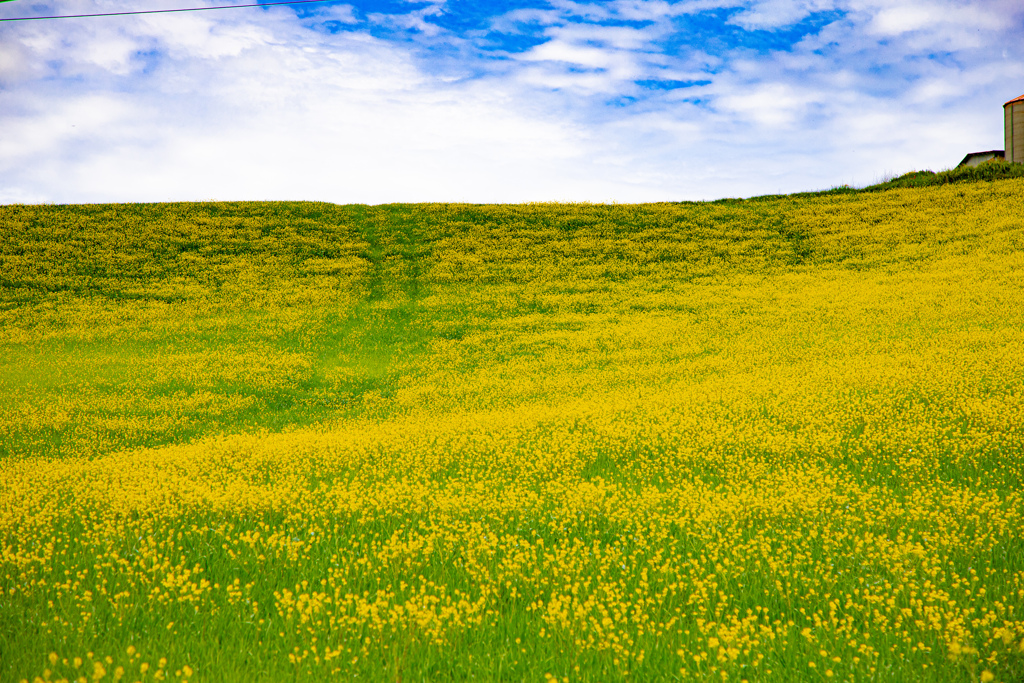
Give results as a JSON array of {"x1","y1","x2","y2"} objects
[{"x1": 1006, "y1": 93, "x2": 1024, "y2": 106}]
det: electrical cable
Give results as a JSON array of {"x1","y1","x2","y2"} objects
[{"x1": 0, "y1": 0, "x2": 336, "y2": 21}]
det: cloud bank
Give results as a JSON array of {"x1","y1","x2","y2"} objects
[{"x1": 1, "y1": 0, "x2": 1022, "y2": 203}]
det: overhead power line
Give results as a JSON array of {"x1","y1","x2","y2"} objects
[{"x1": 0, "y1": 0, "x2": 336, "y2": 21}]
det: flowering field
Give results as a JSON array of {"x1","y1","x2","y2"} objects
[{"x1": 2, "y1": 184, "x2": 1024, "y2": 682}]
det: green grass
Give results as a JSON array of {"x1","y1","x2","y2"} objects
[
  {"x1": 862, "y1": 159, "x2": 1024, "y2": 191},
  {"x1": 2, "y1": 184, "x2": 1024, "y2": 682}
]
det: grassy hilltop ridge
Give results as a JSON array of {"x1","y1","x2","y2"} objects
[{"x1": 2, "y1": 181, "x2": 1024, "y2": 681}]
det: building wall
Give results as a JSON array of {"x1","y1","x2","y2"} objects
[
  {"x1": 1008, "y1": 102, "x2": 1024, "y2": 163},
  {"x1": 961, "y1": 152, "x2": 1002, "y2": 167}
]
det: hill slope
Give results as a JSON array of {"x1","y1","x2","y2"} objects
[{"x1": 2, "y1": 182, "x2": 1024, "y2": 682}]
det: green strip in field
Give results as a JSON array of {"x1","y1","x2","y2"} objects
[{"x1": 301, "y1": 204, "x2": 433, "y2": 417}]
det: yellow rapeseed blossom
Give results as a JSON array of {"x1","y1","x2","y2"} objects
[{"x1": 2, "y1": 188, "x2": 1024, "y2": 681}]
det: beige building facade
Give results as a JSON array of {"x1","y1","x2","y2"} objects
[{"x1": 1006, "y1": 93, "x2": 1024, "y2": 163}]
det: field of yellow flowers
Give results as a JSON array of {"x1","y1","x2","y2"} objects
[{"x1": 2, "y1": 183, "x2": 1024, "y2": 682}]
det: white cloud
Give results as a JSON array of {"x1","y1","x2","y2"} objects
[
  {"x1": 368, "y1": 2, "x2": 447, "y2": 37},
  {"x1": 865, "y1": 1, "x2": 1002, "y2": 37},
  {"x1": 714, "y1": 82, "x2": 820, "y2": 127},
  {"x1": 524, "y1": 41, "x2": 622, "y2": 69},
  {"x1": 0, "y1": 9, "x2": 604, "y2": 203},
  {"x1": 1, "y1": 0, "x2": 1023, "y2": 204},
  {"x1": 868, "y1": 4, "x2": 938, "y2": 35},
  {"x1": 0, "y1": 40, "x2": 36, "y2": 85},
  {"x1": 729, "y1": 0, "x2": 838, "y2": 30},
  {"x1": 607, "y1": 0, "x2": 678, "y2": 21},
  {"x1": 549, "y1": 21, "x2": 666, "y2": 51}
]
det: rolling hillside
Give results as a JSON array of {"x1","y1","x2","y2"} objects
[{"x1": 2, "y1": 182, "x2": 1024, "y2": 681}]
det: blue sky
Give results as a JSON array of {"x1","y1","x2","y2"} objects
[{"x1": 1, "y1": 0, "x2": 1023, "y2": 203}]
